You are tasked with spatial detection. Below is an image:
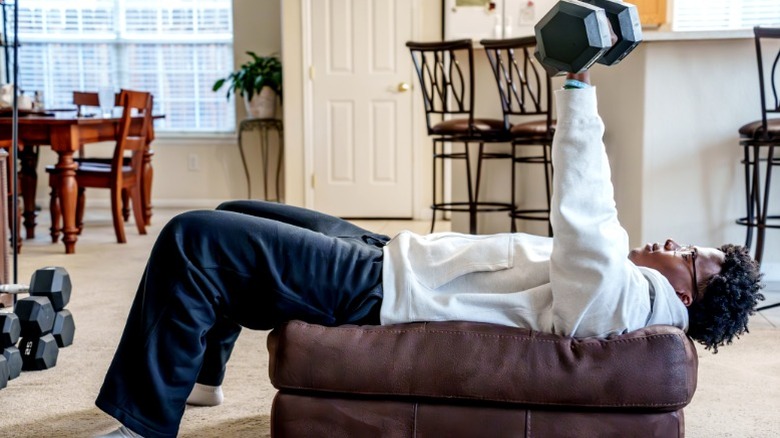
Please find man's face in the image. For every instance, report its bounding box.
[628,239,725,306]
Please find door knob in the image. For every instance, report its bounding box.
[397,82,411,92]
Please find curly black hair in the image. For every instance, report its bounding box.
[686,244,765,353]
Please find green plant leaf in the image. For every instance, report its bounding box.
[212,51,283,103]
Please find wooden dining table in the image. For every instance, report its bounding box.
[0,111,161,254]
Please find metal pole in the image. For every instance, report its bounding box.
[11,0,19,302]
[2,3,9,83]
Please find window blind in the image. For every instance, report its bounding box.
[672,0,780,31]
[7,0,235,133]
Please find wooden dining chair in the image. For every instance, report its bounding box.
[73,91,102,117]
[48,89,153,244]
[73,90,121,159]
[71,89,155,226]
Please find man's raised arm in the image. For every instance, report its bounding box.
[548,73,649,337]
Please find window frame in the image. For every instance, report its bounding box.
[7,0,236,134]
[670,0,780,32]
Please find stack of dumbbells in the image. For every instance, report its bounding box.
[0,266,75,389]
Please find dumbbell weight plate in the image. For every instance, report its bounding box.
[0,355,8,389]
[29,266,72,312]
[586,0,642,65]
[3,346,22,380]
[534,0,613,75]
[53,309,76,348]
[0,313,21,348]
[20,333,59,371]
[14,296,55,338]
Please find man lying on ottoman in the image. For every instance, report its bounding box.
[95,71,764,438]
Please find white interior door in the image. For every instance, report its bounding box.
[308,0,415,218]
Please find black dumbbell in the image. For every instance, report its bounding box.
[0,312,22,381]
[2,266,76,349]
[19,334,59,371]
[534,0,642,76]
[3,346,22,380]
[0,354,9,389]
[14,296,60,370]
[53,309,75,348]
[0,266,72,311]
[0,312,21,348]
[12,298,75,349]
[14,296,55,338]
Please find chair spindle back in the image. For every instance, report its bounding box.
[406,39,475,135]
[481,37,552,132]
[113,90,152,182]
[754,26,780,138]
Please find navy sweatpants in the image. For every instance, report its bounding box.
[95,201,388,437]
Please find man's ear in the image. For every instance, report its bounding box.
[676,290,692,307]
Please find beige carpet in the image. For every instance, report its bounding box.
[0,206,777,437]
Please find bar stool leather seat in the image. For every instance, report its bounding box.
[510,119,556,137]
[430,118,507,136]
[738,118,780,139]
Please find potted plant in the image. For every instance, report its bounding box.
[213,51,283,119]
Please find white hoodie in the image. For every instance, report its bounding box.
[379,87,688,338]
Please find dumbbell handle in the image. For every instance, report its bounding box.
[0,284,31,294]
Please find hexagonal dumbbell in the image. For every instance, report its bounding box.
[53,309,76,348]
[0,266,72,312]
[534,0,642,76]
[0,313,22,382]
[587,0,642,66]
[29,266,72,312]
[3,346,22,380]
[0,312,21,349]
[19,333,59,371]
[0,354,9,389]
[14,296,55,338]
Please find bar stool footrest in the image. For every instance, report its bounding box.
[736,215,780,229]
[433,202,515,214]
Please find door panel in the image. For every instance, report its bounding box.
[310,0,414,217]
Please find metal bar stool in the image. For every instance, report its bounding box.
[737,26,780,266]
[737,27,780,311]
[481,36,556,236]
[407,39,514,234]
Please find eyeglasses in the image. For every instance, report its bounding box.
[675,245,699,301]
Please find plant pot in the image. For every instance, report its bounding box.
[245,87,278,119]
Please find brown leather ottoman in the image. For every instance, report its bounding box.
[267,321,698,437]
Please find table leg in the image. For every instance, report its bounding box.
[261,126,269,201]
[19,145,39,239]
[238,127,251,198]
[50,127,80,254]
[142,148,154,226]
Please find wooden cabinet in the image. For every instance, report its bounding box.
[632,0,667,28]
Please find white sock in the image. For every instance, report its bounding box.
[186,383,224,406]
[96,425,144,438]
